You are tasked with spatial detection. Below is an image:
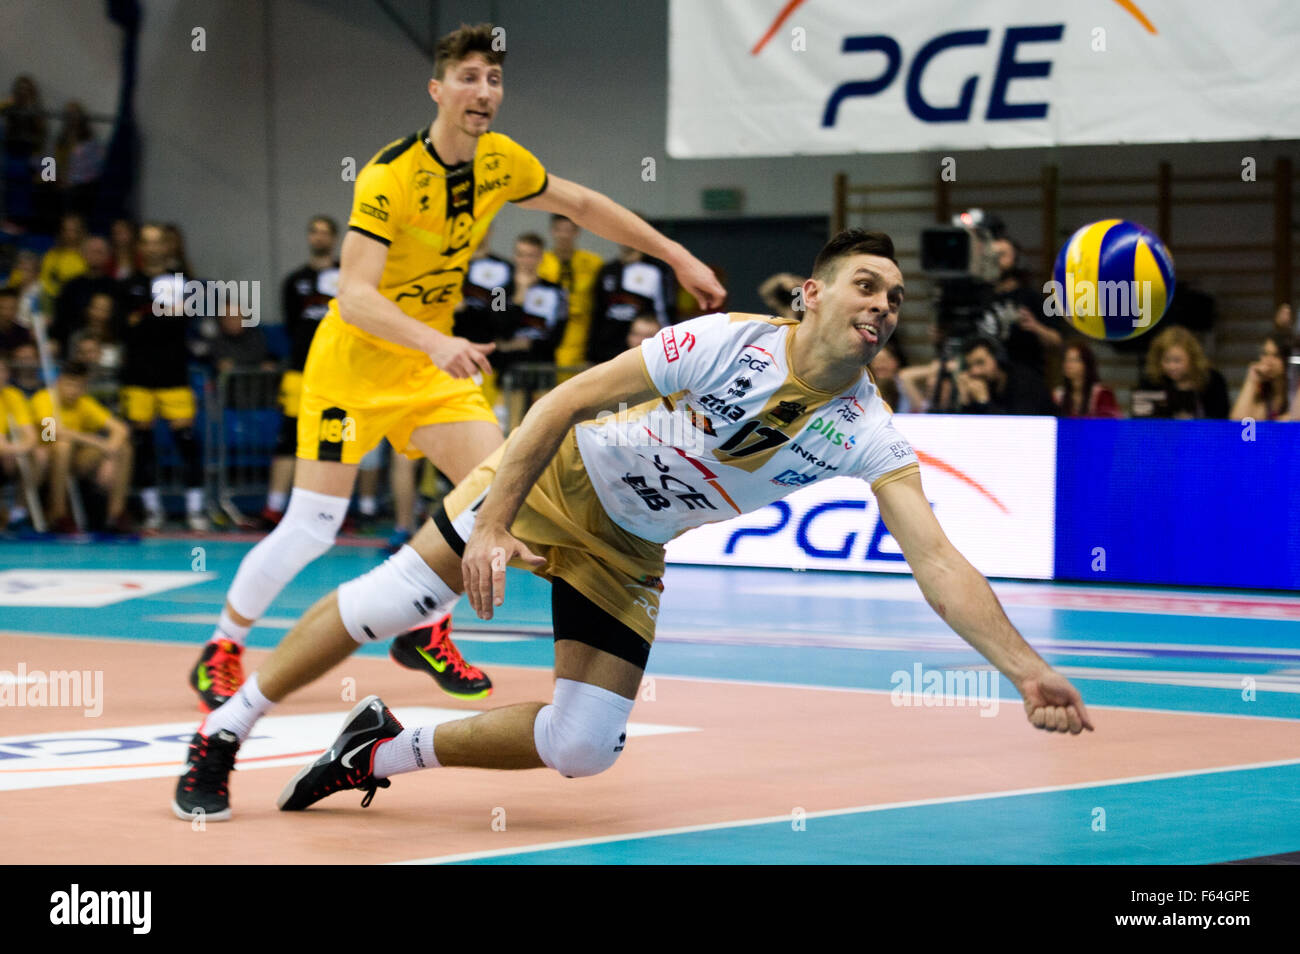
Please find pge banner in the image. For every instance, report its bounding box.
[667,0,1300,157]
[666,415,1057,579]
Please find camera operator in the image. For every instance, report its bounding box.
[977,236,1062,380]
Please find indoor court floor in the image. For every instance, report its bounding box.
[2,536,1297,865]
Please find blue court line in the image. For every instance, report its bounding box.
[441,761,1300,865]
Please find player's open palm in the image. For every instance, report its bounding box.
[429,335,495,379]
[463,525,546,620]
[1020,668,1095,734]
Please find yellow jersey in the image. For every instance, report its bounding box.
[327,129,548,354]
[30,388,112,441]
[2,385,32,438]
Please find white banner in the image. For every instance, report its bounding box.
[665,415,1057,579]
[667,0,1300,157]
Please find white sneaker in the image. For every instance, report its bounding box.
[186,512,210,532]
[143,511,164,533]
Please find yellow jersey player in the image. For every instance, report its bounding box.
[186,22,724,718]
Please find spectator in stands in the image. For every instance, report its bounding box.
[53,101,103,220]
[52,234,116,353]
[956,336,1058,415]
[0,288,34,353]
[32,360,132,534]
[264,215,339,524]
[210,305,274,375]
[540,214,601,373]
[1,75,46,231]
[0,354,36,529]
[119,222,208,531]
[495,232,567,430]
[68,291,123,371]
[8,248,43,328]
[162,223,192,275]
[870,338,919,413]
[7,342,41,397]
[1230,332,1291,421]
[759,272,806,320]
[1053,339,1121,418]
[1134,326,1229,419]
[109,218,138,279]
[625,314,661,351]
[39,213,89,302]
[587,243,675,365]
[975,236,1061,381]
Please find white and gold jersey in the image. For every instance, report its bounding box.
[574,312,920,544]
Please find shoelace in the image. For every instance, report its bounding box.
[435,635,484,680]
[184,737,237,793]
[209,643,244,697]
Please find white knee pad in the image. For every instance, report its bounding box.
[337,544,459,644]
[227,488,349,620]
[533,678,635,779]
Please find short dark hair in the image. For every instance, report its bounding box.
[961,335,1005,368]
[61,360,90,379]
[812,229,897,281]
[310,215,338,235]
[0,288,17,301]
[434,23,504,80]
[550,214,575,227]
[515,232,544,249]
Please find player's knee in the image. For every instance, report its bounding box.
[533,678,634,779]
[337,544,459,645]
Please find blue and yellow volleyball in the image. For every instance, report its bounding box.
[1051,219,1175,341]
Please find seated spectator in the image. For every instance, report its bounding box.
[52,234,117,352]
[0,354,37,529]
[1133,326,1229,419]
[54,101,104,220]
[109,218,138,279]
[955,336,1058,415]
[625,314,661,351]
[7,248,43,327]
[31,360,132,533]
[0,288,34,352]
[1053,340,1121,418]
[39,212,89,301]
[759,272,806,320]
[1230,332,1291,421]
[870,338,919,413]
[7,341,42,396]
[210,306,273,375]
[67,291,123,374]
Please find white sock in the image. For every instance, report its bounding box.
[200,672,273,743]
[266,490,287,513]
[211,608,251,648]
[141,487,162,516]
[185,487,204,514]
[372,725,440,778]
[359,495,377,517]
[8,506,27,523]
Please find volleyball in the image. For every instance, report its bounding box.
[1051,219,1176,341]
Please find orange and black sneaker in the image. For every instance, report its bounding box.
[172,728,240,822]
[189,639,245,713]
[390,614,492,700]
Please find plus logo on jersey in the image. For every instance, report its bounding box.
[805,416,856,449]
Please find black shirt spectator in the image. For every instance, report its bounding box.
[53,235,118,353]
[1132,326,1229,419]
[973,237,1062,378]
[0,289,34,353]
[281,216,340,370]
[587,249,675,365]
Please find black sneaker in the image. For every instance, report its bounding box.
[172,729,240,822]
[189,639,244,713]
[277,696,403,812]
[390,615,493,700]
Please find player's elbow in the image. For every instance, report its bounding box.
[335,280,370,325]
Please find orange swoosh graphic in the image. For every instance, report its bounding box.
[915,450,1009,514]
[752,0,1156,56]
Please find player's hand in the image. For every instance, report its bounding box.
[673,254,726,311]
[462,524,546,620]
[427,334,495,379]
[1019,667,1095,734]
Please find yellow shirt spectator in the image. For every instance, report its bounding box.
[2,385,32,437]
[30,387,112,442]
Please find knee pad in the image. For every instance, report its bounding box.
[533,678,635,778]
[337,544,458,645]
[226,487,348,620]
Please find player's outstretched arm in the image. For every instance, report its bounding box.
[335,230,494,379]
[463,348,660,619]
[516,175,725,311]
[875,472,1095,735]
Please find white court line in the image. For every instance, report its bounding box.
[394,755,1300,865]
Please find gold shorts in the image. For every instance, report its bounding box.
[120,386,197,423]
[440,429,666,644]
[296,316,499,464]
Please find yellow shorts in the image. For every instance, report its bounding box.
[120,386,196,424]
[279,370,303,418]
[296,316,499,464]
[440,429,666,644]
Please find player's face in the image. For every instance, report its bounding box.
[307,221,336,255]
[432,53,503,137]
[818,254,903,363]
